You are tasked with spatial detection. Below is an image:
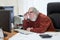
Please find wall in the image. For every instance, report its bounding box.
[18,0,60,15]
[0,0,60,15]
[18,0,23,15]
[0,0,18,16]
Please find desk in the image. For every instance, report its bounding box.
[9,32,60,40]
[4,31,17,40]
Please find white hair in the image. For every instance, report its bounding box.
[29,7,39,14]
[28,7,39,21]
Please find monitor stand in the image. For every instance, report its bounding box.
[4,33,7,37]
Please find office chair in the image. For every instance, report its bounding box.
[47,2,60,31]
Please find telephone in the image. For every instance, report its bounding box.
[39,34,52,38]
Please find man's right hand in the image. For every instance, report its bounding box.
[24,12,28,20]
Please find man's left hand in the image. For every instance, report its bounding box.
[26,27,33,31]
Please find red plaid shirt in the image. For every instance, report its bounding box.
[23,13,55,33]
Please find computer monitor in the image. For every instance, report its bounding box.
[0,10,11,32]
[0,6,14,23]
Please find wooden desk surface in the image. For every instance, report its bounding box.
[4,31,17,40]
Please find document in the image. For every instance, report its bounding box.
[9,33,41,40]
[0,28,4,40]
[9,32,60,40]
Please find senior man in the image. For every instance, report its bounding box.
[23,7,55,33]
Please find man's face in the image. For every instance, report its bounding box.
[27,9,35,19]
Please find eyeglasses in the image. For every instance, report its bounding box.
[27,11,34,13]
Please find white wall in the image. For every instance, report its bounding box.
[18,0,60,15]
[0,0,60,15]
[0,0,18,16]
[18,0,23,15]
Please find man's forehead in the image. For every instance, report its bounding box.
[28,8,34,12]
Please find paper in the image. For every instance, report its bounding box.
[9,32,60,40]
[0,29,4,40]
[9,33,41,40]
[14,29,34,35]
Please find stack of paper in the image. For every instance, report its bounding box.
[9,33,41,40]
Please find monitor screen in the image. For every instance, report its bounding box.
[0,6,14,23]
[0,10,11,32]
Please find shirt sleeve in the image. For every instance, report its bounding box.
[23,20,29,30]
[30,17,51,33]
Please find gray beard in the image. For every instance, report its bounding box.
[30,18,36,21]
[30,15,37,21]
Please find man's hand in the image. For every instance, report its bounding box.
[24,12,28,20]
[26,27,33,31]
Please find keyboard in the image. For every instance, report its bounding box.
[14,29,34,35]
